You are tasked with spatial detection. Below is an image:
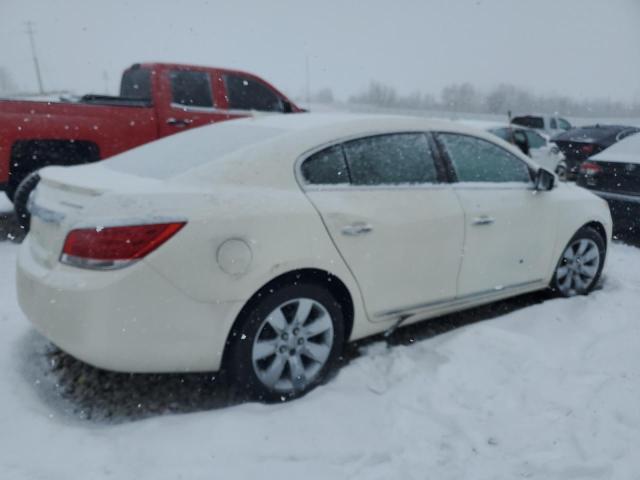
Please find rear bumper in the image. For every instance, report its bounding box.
[17,236,244,373]
[588,189,640,232]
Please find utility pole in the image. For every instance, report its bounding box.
[305,55,310,109]
[24,21,44,94]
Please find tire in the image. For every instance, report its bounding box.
[13,170,41,232]
[227,283,345,402]
[555,162,567,182]
[5,174,23,202]
[550,226,606,297]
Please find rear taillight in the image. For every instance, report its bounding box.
[579,161,602,176]
[580,144,595,155]
[60,222,186,270]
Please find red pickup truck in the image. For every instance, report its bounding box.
[0,62,302,223]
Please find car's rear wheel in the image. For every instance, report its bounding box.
[228,283,345,402]
[551,227,606,297]
[13,170,41,232]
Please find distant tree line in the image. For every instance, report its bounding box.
[342,81,640,117]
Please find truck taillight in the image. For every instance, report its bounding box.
[60,222,186,270]
[579,161,602,176]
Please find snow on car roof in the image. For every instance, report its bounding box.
[591,131,640,164]
[100,113,529,185]
[456,119,510,131]
[101,113,485,177]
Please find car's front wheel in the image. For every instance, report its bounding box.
[228,283,345,401]
[551,226,606,297]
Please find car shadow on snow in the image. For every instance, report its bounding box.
[17,288,557,425]
[0,207,25,243]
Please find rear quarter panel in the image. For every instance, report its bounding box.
[81,185,376,342]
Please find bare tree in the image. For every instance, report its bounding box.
[311,87,335,104]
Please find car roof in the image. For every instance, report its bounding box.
[553,124,639,142]
[102,113,535,186]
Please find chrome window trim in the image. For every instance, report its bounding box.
[374,278,545,322]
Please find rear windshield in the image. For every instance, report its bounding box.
[120,68,152,100]
[103,123,286,179]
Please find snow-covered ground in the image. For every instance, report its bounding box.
[0,195,11,213]
[1,239,640,479]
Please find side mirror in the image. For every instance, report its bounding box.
[535,168,555,191]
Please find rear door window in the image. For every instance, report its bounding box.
[437,133,532,183]
[224,74,284,112]
[343,133,438,185]
[301,146,349,185]
[170,70,214,108]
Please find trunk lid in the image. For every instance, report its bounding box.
[28,165,166,269]
[580,160,640,196]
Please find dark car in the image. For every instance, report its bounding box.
[576,131,640,234]
[553,125,640,180]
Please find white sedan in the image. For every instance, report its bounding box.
[17,114,612,400]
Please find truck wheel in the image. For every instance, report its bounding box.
[13,171,41,232]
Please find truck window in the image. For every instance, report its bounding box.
[120,68,151,100]
[557,118,571,130]
[512,116,544,129]
[224,74,283,112]
[170,71,214,108]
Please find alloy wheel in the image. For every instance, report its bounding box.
[555,238,601,295]
[251,298,334,393]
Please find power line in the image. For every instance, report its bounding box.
[24,21,44,94]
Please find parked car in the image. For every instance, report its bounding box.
[553,125,640,180]
[576,131,640,234]
[459,120,564,174]
[0,62,302,226]
[511,114,572,137]
[17,114,612,401]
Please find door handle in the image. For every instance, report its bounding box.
[472,215,495,226]
[166,117,193,127]
[341,223,373,236]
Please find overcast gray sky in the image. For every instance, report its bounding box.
[1,0,639,102]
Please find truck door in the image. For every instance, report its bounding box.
[157,69,230,137]
[219,72,289,119]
